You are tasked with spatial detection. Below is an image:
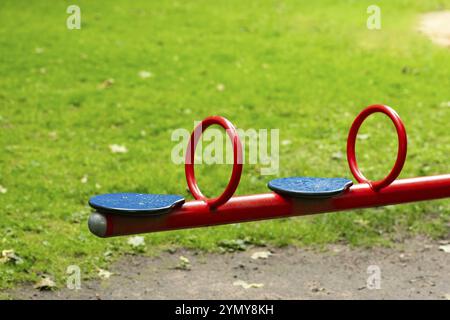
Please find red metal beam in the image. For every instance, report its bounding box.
[89,174,450,238]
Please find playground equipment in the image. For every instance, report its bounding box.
[88,105,450,238]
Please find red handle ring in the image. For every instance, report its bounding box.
[347,105,407,191]
[185,116,243,209]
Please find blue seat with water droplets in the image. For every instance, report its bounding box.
[268,177,353,198]
[89,193,185,215]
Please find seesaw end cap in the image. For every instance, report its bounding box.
[88,212,107,237]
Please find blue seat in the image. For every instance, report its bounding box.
[88,193,185,215]
[268,177,353,198]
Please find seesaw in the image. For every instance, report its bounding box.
[87,104,450,238]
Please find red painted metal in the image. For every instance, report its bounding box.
[185,116,243,209]
[347,105,407,191]
[98,174,450,237]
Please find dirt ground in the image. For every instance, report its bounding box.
[10,237,450,300]
[419,11,450,47]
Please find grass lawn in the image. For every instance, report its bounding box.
[0,0,449,291]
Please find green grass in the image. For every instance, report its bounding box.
[0,0,449,291]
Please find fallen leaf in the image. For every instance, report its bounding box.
[0,249,23,265]
[179,256,189,264]
[438,244,450,253]
[399,253,409,263]
[127,236,145,247]
[308,280,326,293]
[48,131,58,140]
[331,151,343,160]
[216,83,225,92]
[34,276,56,291]
[311,286,326,293]
[251,251,272,260]
[69,211,86,223]
[409,276,435,286]
[98,78,115,89]
[174,256,191,270]
[166,247,177,254]
[138,70,153,79]
[233,280,264,289]
[357,134,370,140]
[109,144,128,154]
[330,245,343,253]
[97,268,113,279]
[218,239,248,252]
[0,185,7,194]
[354,218,369,227]
[81,175,88,184]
